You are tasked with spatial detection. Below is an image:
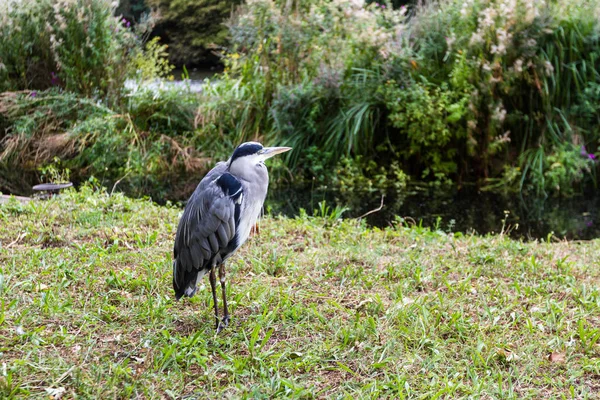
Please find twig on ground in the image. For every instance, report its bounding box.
[6,232,26,248]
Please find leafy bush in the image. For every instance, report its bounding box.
[0,0,135,102]
[381,80,471,180]
[128,37,175,81]
[0,0,174,104]
[403,0,600,192]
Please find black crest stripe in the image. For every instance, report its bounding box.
[230,143,263,162]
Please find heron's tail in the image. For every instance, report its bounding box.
[174,277,197,300]
[173,261,206,300]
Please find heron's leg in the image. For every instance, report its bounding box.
[209,267,219,330]
[219,263,229,328]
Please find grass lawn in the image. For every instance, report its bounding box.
[1,187,599,398]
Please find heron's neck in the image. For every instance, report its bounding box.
[228,159,269,184]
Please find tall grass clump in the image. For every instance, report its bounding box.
[0,88,212,201]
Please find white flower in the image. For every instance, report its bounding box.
[514,59,523,73]
[446,33,456,47]
[470,32,484,46]
[499,0,517,19]
[492,105,507,122]
[495,131,512,144]
[479,7,497,28]
[490,44,505,55]
[460,0,474,17]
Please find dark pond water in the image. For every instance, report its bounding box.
[266,188,600,241]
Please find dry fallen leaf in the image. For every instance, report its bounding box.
[549,352,566,363]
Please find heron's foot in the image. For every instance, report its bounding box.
[216,315,230,334]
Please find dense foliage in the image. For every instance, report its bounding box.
[1,0,600,201]
[0,0,136,102]
[0,0,213,201]
[0,87,216,201]
[198,0,600,195]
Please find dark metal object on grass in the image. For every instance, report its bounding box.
[32,182,73,199]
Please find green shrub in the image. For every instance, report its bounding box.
[0,0,135,103]
[381,79,471,180]
[403,0,600,192]
[0,0,174,103]
[0,1,55,91]
[128,37,175,81]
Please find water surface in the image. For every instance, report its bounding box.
[266,188,600,241]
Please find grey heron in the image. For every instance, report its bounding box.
[173,142,292,332]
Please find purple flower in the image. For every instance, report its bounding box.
[50,72,59,86]
[122,18,131,28]
[586,221,593,227]
[30,91,37,98]
[581,145,596,160]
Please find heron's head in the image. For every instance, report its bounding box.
[228,142,292,178]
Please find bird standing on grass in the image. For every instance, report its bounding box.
[173,142,292,332]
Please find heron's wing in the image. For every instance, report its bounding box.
[173,170,242,298]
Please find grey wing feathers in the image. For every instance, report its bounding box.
[173,164,241,299]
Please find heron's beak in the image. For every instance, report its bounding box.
[262,146,292,159]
